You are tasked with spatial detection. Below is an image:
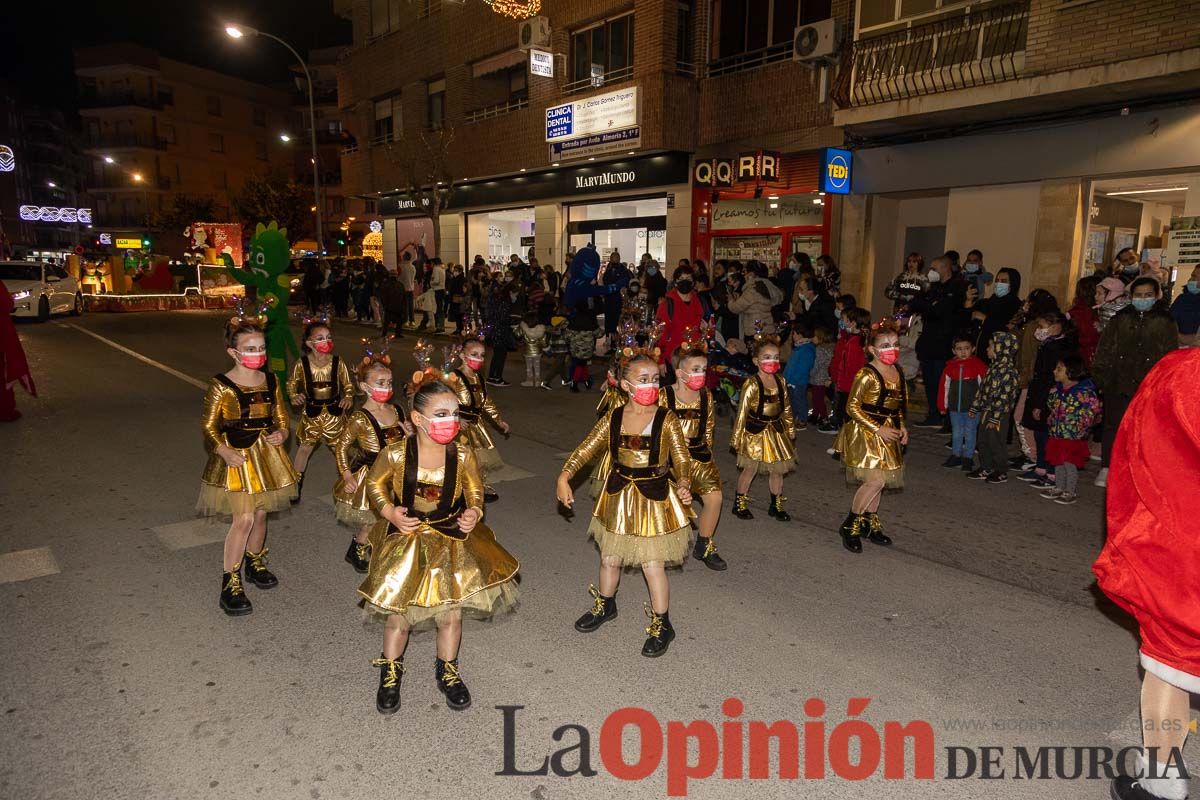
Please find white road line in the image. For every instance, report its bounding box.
[152,519,228,551]
[60,323,208,389]
[487,463,536,484]
[0,547,60,584]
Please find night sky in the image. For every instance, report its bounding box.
[1,0,350,112]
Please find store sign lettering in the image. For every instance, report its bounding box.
[710,197,824,230]
[693,151,780,186]
[819,147,853,195]
[574,170,636,190]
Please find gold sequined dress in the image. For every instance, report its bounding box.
[288,355,353,447]
[588,385,628,499]
[834,364,907,488]
[563,406,695,567]
[332,405,408,526]
[730,374,796,475]
[358,439,520,627]
[659,386,722,496]
[197,373,298,516]
[450,368,506,475]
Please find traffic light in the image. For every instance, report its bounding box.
[141,237,152,248]
[336,238,346,246]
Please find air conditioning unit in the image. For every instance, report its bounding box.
[793,18,839,63]
[519,16,552,50]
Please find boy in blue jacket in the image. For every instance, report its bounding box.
[784,320,816,432]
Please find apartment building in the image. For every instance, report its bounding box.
[75,44,293,243]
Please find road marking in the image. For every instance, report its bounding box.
[60,323,208,389]
[0,547,60,584]
[152,519,229,550]
[488,463,536,484]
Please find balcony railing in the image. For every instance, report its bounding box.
[78,91,163,110]
[832,0,1029,108]
[368,131,396,148]
[464,97,529,124]
[84,133,168,151]
[563,64,635,95]
[706,41,793,79]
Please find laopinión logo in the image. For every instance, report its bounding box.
[496,700,1190,797]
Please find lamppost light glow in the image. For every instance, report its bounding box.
[131,172,143,182]
[47,181,56,188]
[225,25,245,38]
[279,133,291,142]
[103,155,115,164]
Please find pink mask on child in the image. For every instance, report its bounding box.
[421,415,461,444]
[877,348,900,365]
[759,360,780,374]
[631,385,660,406]
[313,340,334,354]
[684,374,706,390]
[465,357,485,371]
[238,353,267,369]
[369,389,393,402]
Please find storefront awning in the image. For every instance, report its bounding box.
[472,49,525,78]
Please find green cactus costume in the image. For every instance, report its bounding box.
[222,222,299,390]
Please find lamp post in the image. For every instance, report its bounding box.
[225,23,325,254]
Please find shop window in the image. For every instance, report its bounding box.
[206,95,221,117]
[255,141,268,161]
[209,132,224,153]
[466,207,536,263]
[572,14,635,84]
[373,95,401,144]
[252,105,266,127]
[427,78,445,130]
[370,0,402,38]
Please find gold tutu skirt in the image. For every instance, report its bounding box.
[197,438,298,517]
[736,422,795,475]
[295,408,347,447]
[845,465,905,489]
[589,482,695,567]
[334,464,376,527]
[688,458,723,496]
[834,420,905,483]
[358,520,520,629]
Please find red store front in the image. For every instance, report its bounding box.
[690,151,831,270]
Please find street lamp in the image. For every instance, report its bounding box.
[225,22,325,254]
[131,172,143,183]
[103,155,115,164]
[279,133,292,142]
[47,181,56,188]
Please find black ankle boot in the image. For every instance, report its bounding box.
[839,513,864,554]
[291,470,305,504]
[769,493,791,522]
[864,513,893,546]
[345,539,371,573]
[371,655,403,714]
[242,548,278,588]
[484,487,500,503]
[732,493,753,520]
[641,607,675,657]
[435,658,471,710]
[693,536,728,571]
[574,584,618,632]
[219,565,253,616]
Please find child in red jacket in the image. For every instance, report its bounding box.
[937,334,988,471]
[819,307,871,434]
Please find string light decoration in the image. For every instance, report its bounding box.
[483,0,542,20]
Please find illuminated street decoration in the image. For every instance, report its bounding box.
[369,220,383,233]
[483,0,541,19]
[19,205,93,224]
[0,145,14,172]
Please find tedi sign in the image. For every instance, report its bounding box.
[693,151,781,187]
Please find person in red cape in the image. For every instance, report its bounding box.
[0,279,37,421]
[1094,347,1197,800]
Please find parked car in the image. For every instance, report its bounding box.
[2,260,83,321]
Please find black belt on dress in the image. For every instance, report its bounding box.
[305,397,344,418]
[744,411,780,435]
[387,496,468,540]
[605,463,671,501]
[221,418,271,449]
[687,436,712,463]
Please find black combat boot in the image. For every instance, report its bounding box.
[573,584,618,632]
[435,658,472,710]
[291,471,305,504]
[864,512,893,546]
[219,565,253,616]
[484,486,500,503]
[371,655,404,714]
[731,493,753,520]
[839,513,864,554]
[344,539,371,573]
[242,548,278,588]
[769,493,791,522]
[693,536,728,571]
[641,606,675,658]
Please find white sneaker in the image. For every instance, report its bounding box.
[1094,467,1108,488]
[1054,492,1078,505]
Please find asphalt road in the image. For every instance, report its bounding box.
[0,310,1191,800]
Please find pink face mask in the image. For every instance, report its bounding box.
[369,389,393,403]
[420,414,461,444]
[237,352,267,370]
[312,340,334,354]
[684,373,706,390]
[630,385,660,406]
[759,359,780,374]
[465,356,485,371]
[876,347,900,365]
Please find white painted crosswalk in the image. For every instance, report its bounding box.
[0,547,61,584]
[152,519,228,551]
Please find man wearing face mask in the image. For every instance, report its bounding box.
[1091,277,1178,487]
[909,257,960,428]
[643,257,668,310]
[970,267,1022,364]
[1113,247,1140,285]
[961,249,994,297]
[655,266,705,379]
[1170,264,1200,347]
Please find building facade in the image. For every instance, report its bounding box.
[75,44,294,246]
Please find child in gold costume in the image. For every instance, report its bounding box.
[359,376,519,715]
[198,315,298,616]
[288,318,354,501]
[333,348,412,573]
[833,320,908,553]
[449,334,511,503]
[660,334,727,571]
[730,336,796,521]
[557,351,694,658]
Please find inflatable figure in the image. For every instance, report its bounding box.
[562,243,628,310]
[221,222,299,389]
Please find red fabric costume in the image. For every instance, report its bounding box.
[0,279,36,420]
[1093,348,1200,692]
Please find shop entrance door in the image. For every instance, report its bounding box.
[566,215,668,264]
[903,226,946,268]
